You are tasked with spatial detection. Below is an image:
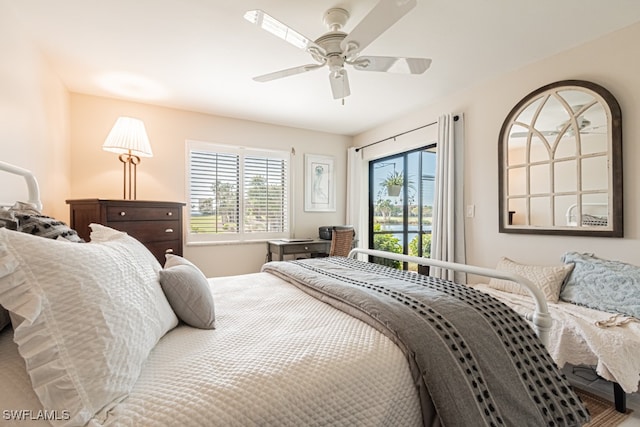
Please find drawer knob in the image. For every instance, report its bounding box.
[119,211,126,216]
[165,228,174,233]
[304,246,309,250]
[167,212,173,216]
[165,248,174,254]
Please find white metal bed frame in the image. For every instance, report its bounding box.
[349,248,552,347]
[0,160,551,347]
[565,202,609,226]
[0,160,42,210]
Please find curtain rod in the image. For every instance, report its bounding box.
[355,114,459,153]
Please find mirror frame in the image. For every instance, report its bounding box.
[498,80,623,237]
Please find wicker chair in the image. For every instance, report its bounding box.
[329,226,354,257]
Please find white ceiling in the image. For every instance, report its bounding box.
[5,0,640,136]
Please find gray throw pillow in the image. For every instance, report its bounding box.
[159,255,215,329]
[560,252,640,318]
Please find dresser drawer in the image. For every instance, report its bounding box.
[281,242,329,255]
[146,240,182,264]
[107,205,181,222]
[114,220,181,243]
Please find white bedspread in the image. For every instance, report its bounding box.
[0,272,422,426]
[473,284,640,393]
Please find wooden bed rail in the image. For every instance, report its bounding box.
[348,248,552,347]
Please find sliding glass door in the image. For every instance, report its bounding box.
[369,145,436,272]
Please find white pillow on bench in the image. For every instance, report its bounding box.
[561,252,640,319]
[487,257,574,303]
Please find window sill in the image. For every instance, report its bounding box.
[185,239,270,247]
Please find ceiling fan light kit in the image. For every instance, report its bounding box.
[244,0,431,100]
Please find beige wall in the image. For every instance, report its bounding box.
[4,0,638,277]
[354,22,640,273]
[69,94,351,276]
[0,6,70,219]
[1,1,350,278]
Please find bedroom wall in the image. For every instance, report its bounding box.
[0,6,70,219]
[5,1,637,277]
[69,94,351,277]
[354,21,640,274]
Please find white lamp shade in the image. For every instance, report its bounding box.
[102,117,153,157]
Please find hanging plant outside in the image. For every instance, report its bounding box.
[381,171,404,197]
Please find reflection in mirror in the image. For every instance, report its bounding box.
[499,80,622,236]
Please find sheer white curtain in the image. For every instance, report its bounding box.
[430,114,466,282]
[346,147,363,248]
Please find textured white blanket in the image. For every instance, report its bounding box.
[474,284,640,393]
[0,272,422,426]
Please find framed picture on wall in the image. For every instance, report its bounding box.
[304,154,336,212]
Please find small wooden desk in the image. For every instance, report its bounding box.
[266,239,331,261]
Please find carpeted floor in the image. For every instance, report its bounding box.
[575,387,633,427]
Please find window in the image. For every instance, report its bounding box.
[187,140,290,243]
[369,145,436,272]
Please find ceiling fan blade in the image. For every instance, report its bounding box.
[340,0,417,57]
[253,63,324,83]
[244,10,324,54]
[353,56,431,74]
[329,69,351,99]
[510,130,557,138]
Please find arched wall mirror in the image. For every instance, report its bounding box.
[498,80,623,237]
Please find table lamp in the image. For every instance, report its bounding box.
[102,116,153,200]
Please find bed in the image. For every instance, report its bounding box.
[472,256,640,413]
[565,203,609,227]
[0,160,589,426]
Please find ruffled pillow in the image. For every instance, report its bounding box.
[0,203,85,332]
[487,257,574,303]
[0,209,13,331]
[0,225,178,426]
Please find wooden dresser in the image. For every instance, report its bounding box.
[66,199,185,264]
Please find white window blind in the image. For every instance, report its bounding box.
[187,140,290,243]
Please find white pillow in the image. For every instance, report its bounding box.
[487,257,574,303]
[0,225,178,426]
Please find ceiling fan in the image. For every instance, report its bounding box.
[244,0,431,100]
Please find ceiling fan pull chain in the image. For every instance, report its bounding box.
[342,76,346,105]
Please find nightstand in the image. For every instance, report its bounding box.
[66,199,185,264]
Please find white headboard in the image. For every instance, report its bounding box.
[0,160,42,210]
